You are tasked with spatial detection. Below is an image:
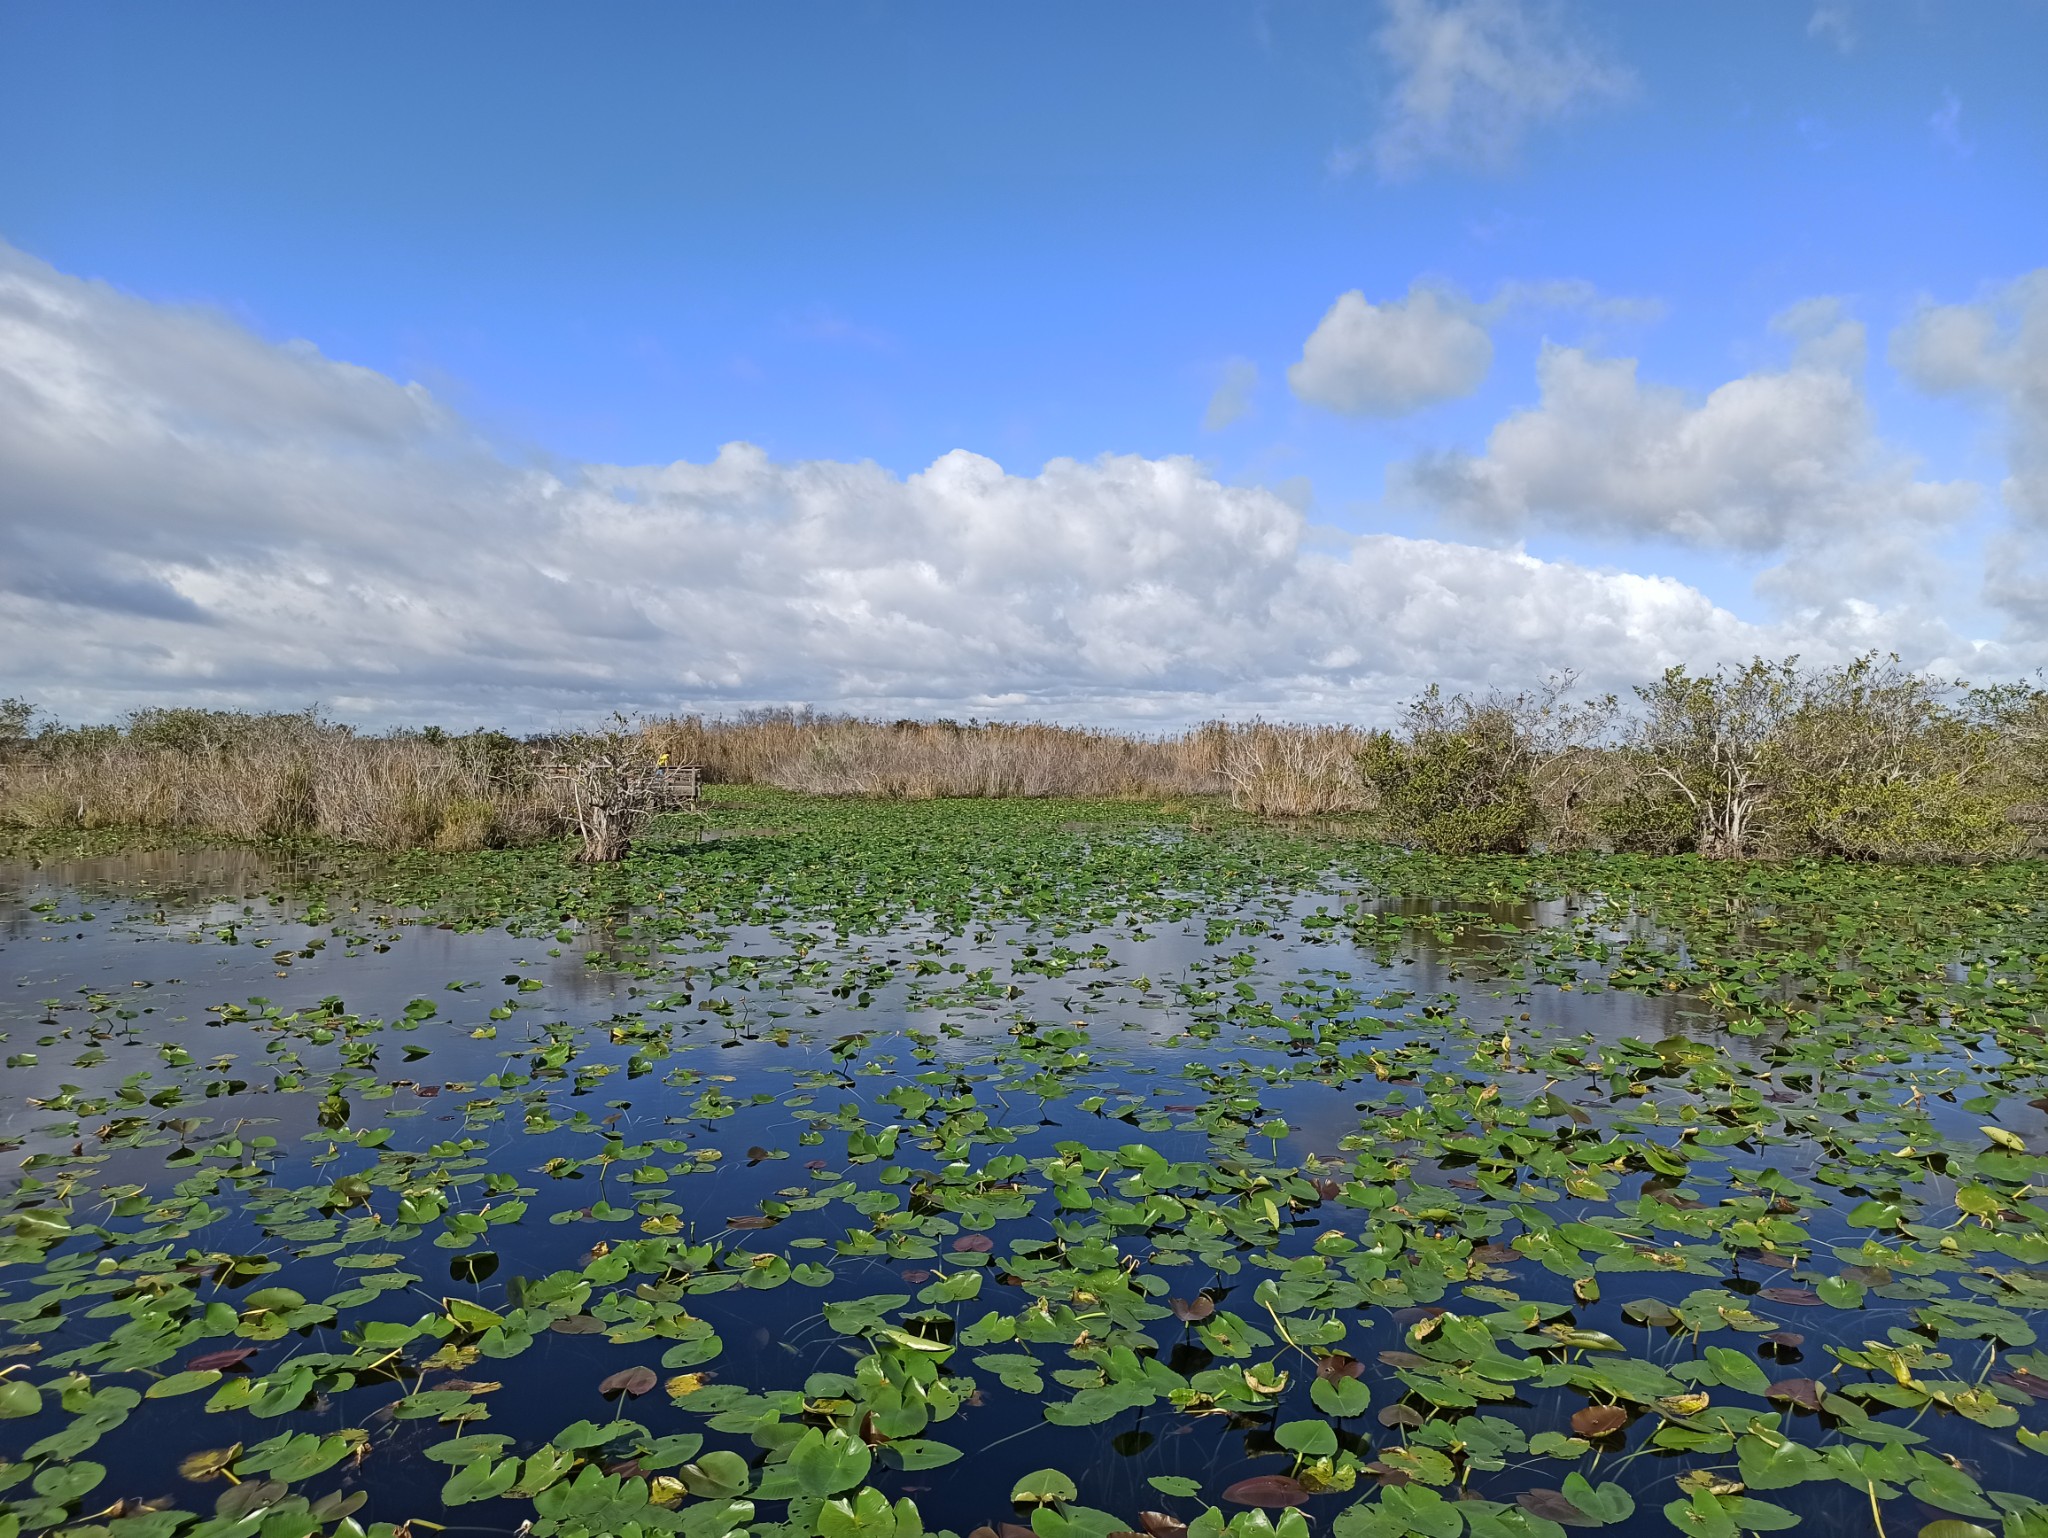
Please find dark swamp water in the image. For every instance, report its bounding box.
[5,798,2048,1538]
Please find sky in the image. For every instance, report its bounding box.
[1,0,2045,730]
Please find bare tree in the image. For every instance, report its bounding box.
[1630,659,1801,859]
[547,720,670,863]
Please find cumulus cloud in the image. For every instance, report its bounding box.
[1366,0,1635,179]
[1202,358,1259,431]
[1893,271,2048,641]
[0,243,1997,727]
[1289,286,1493,416]
[1892,271,2048,524]
[1400,300,1977,605]
[1288,277,1662,421]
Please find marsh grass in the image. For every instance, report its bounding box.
[0,709,563,850]
[646,710,1207,797]
[0,707,1380,851]
[643,710,1374,811]
[8,654,2043,858]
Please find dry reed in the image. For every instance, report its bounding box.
[642,711,1371,811]
[0,707,1385,852]
[0,711,564,851]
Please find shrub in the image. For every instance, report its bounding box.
[1771,658,2017,860]
[1359,681,1616,854]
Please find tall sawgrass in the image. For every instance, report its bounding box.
[18,653,2030,860]
[641,711,1373,813]
[0,707,1383,851]
[0,710,563,851]
[0,708,1385,851]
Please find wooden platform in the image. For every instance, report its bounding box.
[654,766,701,806]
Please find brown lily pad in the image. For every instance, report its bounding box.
[1757,1286,1823,1306]
[1221,1476,1310,1508]
[1517,1490,1595,1526]
[952,1233,995,1253]
[599,1365,657,1399]
[186,1347,257,1373]
[1169,1296,1215,1323]
[1570,1405,1628,1438]
[1765,1378,1822,1410]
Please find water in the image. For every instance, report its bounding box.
[3,839,2044,1538]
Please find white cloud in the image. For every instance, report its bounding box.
[1893,272,2048,640]
[1202,358,1259,431]
[1288,286,1493,416]
[1366,0,1635,179]
[1892,271,2048,525]
[0,244,2002,727]
[1288,276,1661,421]
[1400,301,1976,597]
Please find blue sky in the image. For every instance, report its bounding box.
[1,1,2044,726]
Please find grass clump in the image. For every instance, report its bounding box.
[0,707,564,851]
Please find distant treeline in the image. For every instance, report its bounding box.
[3,654,2044,860]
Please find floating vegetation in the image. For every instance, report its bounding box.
[4,790,2048,1538]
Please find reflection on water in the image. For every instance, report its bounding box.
[0,842,2034,1537]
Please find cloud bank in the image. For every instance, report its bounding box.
[0,244,2014,729]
